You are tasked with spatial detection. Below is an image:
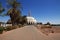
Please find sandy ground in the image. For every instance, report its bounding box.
[36,25,60,34]
[0,25,60,40]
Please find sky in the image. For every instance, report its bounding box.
[0,0,60,24]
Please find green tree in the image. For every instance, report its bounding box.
[46,22,50,25]
[21,16,27,25]
[7,0,22,26]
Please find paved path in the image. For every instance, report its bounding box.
[0,25,60,40]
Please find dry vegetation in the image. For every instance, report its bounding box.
[0,24,24,34]
[36,24,60,35]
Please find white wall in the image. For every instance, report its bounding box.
[1,24,12,27]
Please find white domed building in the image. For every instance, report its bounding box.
[26,11,37,24]
[26,16,37,24]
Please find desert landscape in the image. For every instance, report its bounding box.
[0,0,60,40]
[36,25,60,35]
[0,25,60,40]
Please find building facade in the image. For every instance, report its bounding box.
[26,11,37,25]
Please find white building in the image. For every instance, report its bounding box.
[26,11,37,24]
[0,22,12,27]
[26,16,37,24]
[1,24,12,27]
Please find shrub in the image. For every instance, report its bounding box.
[6,26,12,31]
[12,26,18,29]
[18,24,23,28]
[0,27,3,34]
[41,25,52,29]
[6,26,18,31]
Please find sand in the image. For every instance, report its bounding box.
[0,25,60,40]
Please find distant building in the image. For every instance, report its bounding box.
[0,22,5,27]
[0,22,4,27]
[0,22,12,27]
[26,16,37,24]
[26,11,37,24]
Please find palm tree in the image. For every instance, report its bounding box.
[7,0,22,26]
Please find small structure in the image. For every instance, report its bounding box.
[0,22,12,27]
[0,22,5,27]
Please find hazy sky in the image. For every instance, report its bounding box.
[0,0,60,24]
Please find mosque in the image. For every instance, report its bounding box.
[26,11,37,24]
